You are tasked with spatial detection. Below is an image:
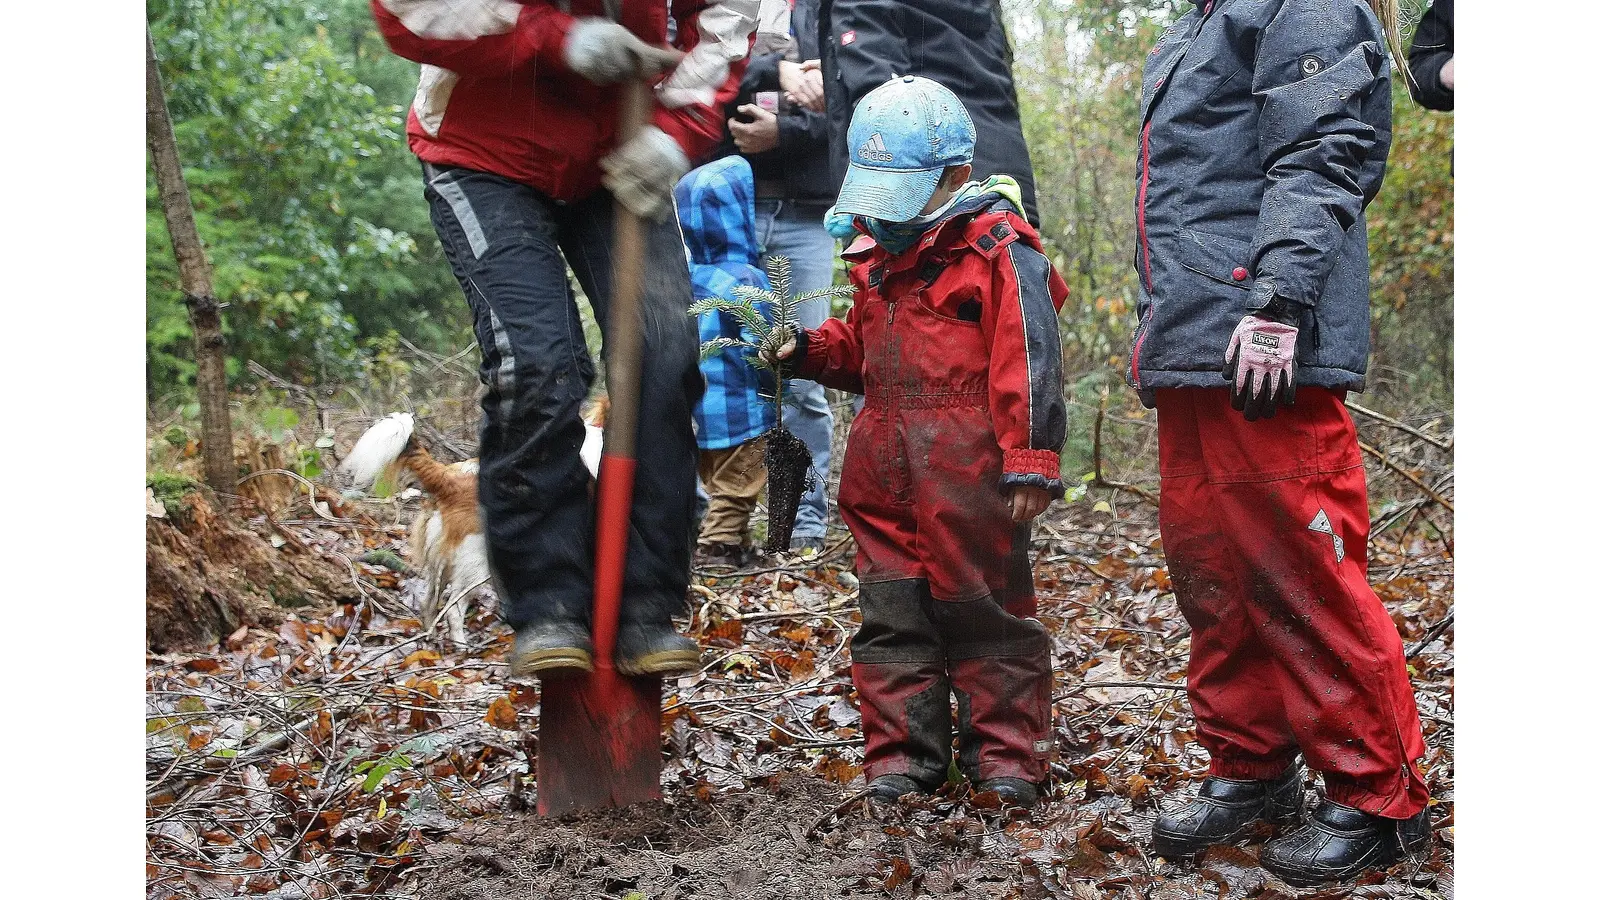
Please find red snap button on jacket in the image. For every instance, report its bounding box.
[1231,267,1248,281]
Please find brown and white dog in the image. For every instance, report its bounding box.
[340,403,605,644]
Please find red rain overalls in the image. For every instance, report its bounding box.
[796,197,1069,786]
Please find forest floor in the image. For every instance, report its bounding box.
[145,477,1453,900]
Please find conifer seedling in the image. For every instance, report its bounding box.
[688,256,852,551]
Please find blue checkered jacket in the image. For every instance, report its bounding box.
[675,157,777,450]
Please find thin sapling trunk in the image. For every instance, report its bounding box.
[147,27,236,495]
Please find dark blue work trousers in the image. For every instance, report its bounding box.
[422,162,702,631]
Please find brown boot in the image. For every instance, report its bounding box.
[509,621,594,676]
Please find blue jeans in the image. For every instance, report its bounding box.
[755,199,836,541]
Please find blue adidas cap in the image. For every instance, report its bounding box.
[835,75,976,223]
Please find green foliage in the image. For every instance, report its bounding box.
[256,406,300,444]
[148,472,201,502]
[1006,1,1181,378]
[144,0,1448,427]
[696,335,758,363]
[147,472,202,517]
[693,257,852,432]
[354,749,413,793]
[692,256,851,374]
[146,0,469,397]
[350,735,436,793]
[1366,82,1454,411]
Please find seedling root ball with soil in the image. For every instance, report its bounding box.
[762,425,815,551]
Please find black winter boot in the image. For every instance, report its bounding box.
[867,773,936,802]
[1261,799,1431,886]
[614,623,702,676]
[1149,759,1305,858]
[509,621,594,676]
[975,777,1039,807]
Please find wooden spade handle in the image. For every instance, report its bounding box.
[591,78,653,667]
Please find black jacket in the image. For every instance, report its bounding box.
[711,0,838,204]
[1127,0,1392,400]
[817,0,1038,223]
[1406,0,1453,111]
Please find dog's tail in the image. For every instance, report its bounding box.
[580,395,608,478]
[340,412,415,491]
[341,413,479,510]
[343,408,604,491]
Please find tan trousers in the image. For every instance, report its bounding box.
[696,437,768,548]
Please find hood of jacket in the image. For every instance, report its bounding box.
[674,156,762,269]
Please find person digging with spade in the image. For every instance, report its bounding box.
[1127,0,1431,885]
[371,0,761,677]
[764,76,1069,808]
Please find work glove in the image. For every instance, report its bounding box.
[563,18,682,85]
[600,126,690,221]
[1222,310,1298,421]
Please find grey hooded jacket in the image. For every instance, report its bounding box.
[1127,0,1393,404]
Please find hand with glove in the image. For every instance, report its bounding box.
[563,18,682,84]
[601,125,690,221]
[1222,301,1299,421]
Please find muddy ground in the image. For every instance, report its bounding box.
[147,446,1452,900]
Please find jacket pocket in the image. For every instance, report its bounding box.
[1177,228,1254,291]
[915,285,984,330]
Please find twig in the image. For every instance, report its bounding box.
[735,608,855,622]
[1053,680,1188,701]
[146,702,355,802]
[236,468,345,521]
[1406,610,1454,659]
[1070,557,1121,583]
[806,787,872,838]
[1100,695,1174,773]
[1091,389,1159,506]
[1346,401,1452,452]
[246,360,315,403]
[1359,441,1454,512]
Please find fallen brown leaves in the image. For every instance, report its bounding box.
[147,449,1453,899]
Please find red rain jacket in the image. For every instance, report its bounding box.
[796,196,1068,600]
[372,0,758,201]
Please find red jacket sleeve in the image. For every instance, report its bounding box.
[979,218,1069,495]
[370,0,574,78]
[794,279,867,395]
[653,0,760,162]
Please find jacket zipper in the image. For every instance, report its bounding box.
[1130,307,1152,389]
[1137,121,1154,295]
[884,296,909,496]
[1131,120,1154,390]
[886,299,898,401]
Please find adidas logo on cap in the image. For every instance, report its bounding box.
[857,133,893,163]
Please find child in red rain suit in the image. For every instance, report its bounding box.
[768,76,1068,806]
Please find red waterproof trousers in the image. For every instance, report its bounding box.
[1156,387,1428,818]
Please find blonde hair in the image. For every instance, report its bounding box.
[1365,0,1415,90]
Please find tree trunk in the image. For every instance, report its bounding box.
[146,27,236,495]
